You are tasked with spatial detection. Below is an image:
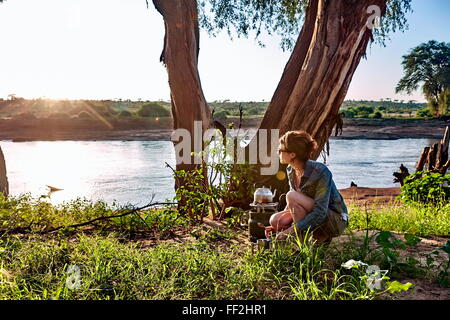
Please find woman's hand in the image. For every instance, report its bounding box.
[264,226,275,239]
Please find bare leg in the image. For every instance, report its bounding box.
[269,210,293,232]
[267,191,315,238]
[286,190,315,223]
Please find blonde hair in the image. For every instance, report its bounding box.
[279,130,318,161]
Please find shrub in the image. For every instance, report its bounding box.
[372,111,383,119]
[214,110,229,119]
[118,110,133,118]
[137,103,171,118]
[399,171,450,204]
[417,108,434,118]
[354,105,374,114]
[247,107,262,116]
[342,106,375,118]
[342,109,356,118]
[168,135,257,223]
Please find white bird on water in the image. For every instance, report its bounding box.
[40,185,64,199]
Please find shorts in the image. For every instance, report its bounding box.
[312,208,348,241]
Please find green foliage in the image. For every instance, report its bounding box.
[0,234,383,300]
[0,194,184,236]
[385,281,413,293]
[171,167,212,223]
[169,133,257,223]
[341,100,426,116]
[342,105,375,118]
[189,225,238,243]
[205,136,257,217]
[137,103,170,118]
[396,41,450,116]
[246,106,263,116]
[341,109,356,118]
[371,0,412,46]
[210,101,268,118]
[374,231,424,277]
[198,0,412,50]
[416,107,434,118]
[342,204,449,287]
[224,207,247,228]
[399,171,450,204]
[1,195,449,299]
[372,111,383,119]
[118,110,133,118]
[348,201,450,237]
[437,240,450,287]
[213,109,229,119]
[199,0,308,51]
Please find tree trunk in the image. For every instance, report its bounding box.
[0,145,8,197]
[395,126,450,186]
[417,126,450,175]
[253,0,388,198]
[152,0,213,186]
[153,0,390,210]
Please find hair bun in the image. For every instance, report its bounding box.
[308,140,318,154]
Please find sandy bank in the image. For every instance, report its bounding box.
[339,186,401,205]
[0,118,448,142]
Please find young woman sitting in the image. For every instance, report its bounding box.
[265,130,349,243]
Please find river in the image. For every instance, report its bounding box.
[0,138,439,206]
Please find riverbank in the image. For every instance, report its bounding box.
[339,186,402,205]
[0,118,448,142]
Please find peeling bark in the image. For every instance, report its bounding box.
[153,0,390,206]
[263,0,387,146]
[253,0,388,198]
[153,0,213,176]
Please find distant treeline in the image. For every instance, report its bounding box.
[0,98,172,120]
[0,97,430,121]
[209,99,428,119]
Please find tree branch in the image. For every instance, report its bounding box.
[0,199,177,235]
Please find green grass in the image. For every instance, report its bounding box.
[0,194,185,236]
[348,201,450,237]
[0,234,378,300]
[0,195,449,300]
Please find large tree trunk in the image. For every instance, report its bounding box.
[254,0,388,198]
[153,0,215,220]
[0,145,8,197]
[152,0,389,210]
[152,0,213,182]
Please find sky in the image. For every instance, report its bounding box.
[0,0,448,103]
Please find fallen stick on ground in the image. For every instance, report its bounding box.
[0,200,177,236]
[38,201,177,234]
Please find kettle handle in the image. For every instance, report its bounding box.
[253,183,266,189]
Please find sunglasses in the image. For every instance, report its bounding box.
[277,148,291,154]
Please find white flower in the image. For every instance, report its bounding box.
[341,259,368,269]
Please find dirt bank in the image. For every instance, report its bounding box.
[339,186,402,205]
[0,118,448,142]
